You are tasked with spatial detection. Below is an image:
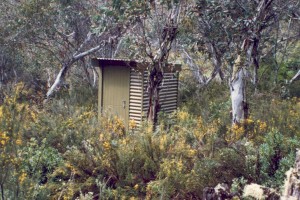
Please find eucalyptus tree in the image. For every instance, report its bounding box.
[1,0,132,98]
[108,0,184,123]
[0,0,29,88]
[1,0,184,123]
[184,0,300,124]
[38,0,131,98]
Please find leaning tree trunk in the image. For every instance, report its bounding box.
[290,69,300,84]
[45,44,102,99]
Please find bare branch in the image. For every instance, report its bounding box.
[73,32,95,57]
[290,70,300,84]
[182,49,207,84]
[206,43,223,84]
[113,37,124,58]
[46,64,68,98]
[73,45,101,60]
[182,46,223,86]
[46,43,102,98]
[92,67,98,87]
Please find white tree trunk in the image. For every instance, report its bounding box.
[230,68,245,124]
[46,45,102,99]
[290,69,300,84]
[46,65,68,98]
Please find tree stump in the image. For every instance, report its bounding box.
[282,149,300,199]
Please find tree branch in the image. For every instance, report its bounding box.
[182,49,207,84]
[290,70,300,84]
[46,42,102,98]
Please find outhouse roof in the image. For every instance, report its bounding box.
[91,58,181,72]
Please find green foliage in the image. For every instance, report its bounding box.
[2,78,300,199]
[258,131,300,188]
[231,177,247,194]
[179,75,231,122]
[19,138,63,199]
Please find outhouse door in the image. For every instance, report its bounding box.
[102,65,130,126]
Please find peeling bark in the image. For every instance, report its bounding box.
[230,67,246,124]
[282,150,300,199]
[146,5,180,124]
[147,66,163,123]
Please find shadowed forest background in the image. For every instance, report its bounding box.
[0,0,300,199]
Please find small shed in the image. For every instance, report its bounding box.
[91,58,181,127]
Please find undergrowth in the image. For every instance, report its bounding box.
[1,82,300,199]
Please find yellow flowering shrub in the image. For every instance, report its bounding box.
[2,79,300,200]
[129,119,137,130]
[225,117,269,144]
[0,83,44,199]
[101,115,126,137]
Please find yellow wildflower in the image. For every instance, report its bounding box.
[19,173,27,184]
[16,139,22,145]
[30,111,37,122]
[188,149,197,157]
[177,160,183,172]
[99,133,104,141]
[134,184,139,190]
[197,116,203,128]
[159,135,167,150]
[0,107,3,118]
[103,142,111,150]
[258,121,267,132]
[177,110,189,121]
[245,118,254,124]
[129,119,137,130]
[0,132,9,145]
[231,124,245,140]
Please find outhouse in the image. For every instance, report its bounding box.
[91,58,181,127]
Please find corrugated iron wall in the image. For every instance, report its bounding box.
[142,71,149,116]
[129,69,143,124]
[95,58,180,128]
[159,73,179,113]
[142,71,179,119]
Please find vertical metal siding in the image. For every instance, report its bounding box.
[129,68,143,125]
[159,73,179,113]
[142,71,179,116]
[142,71,149,115]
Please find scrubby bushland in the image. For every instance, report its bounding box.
[1,82,300,199]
